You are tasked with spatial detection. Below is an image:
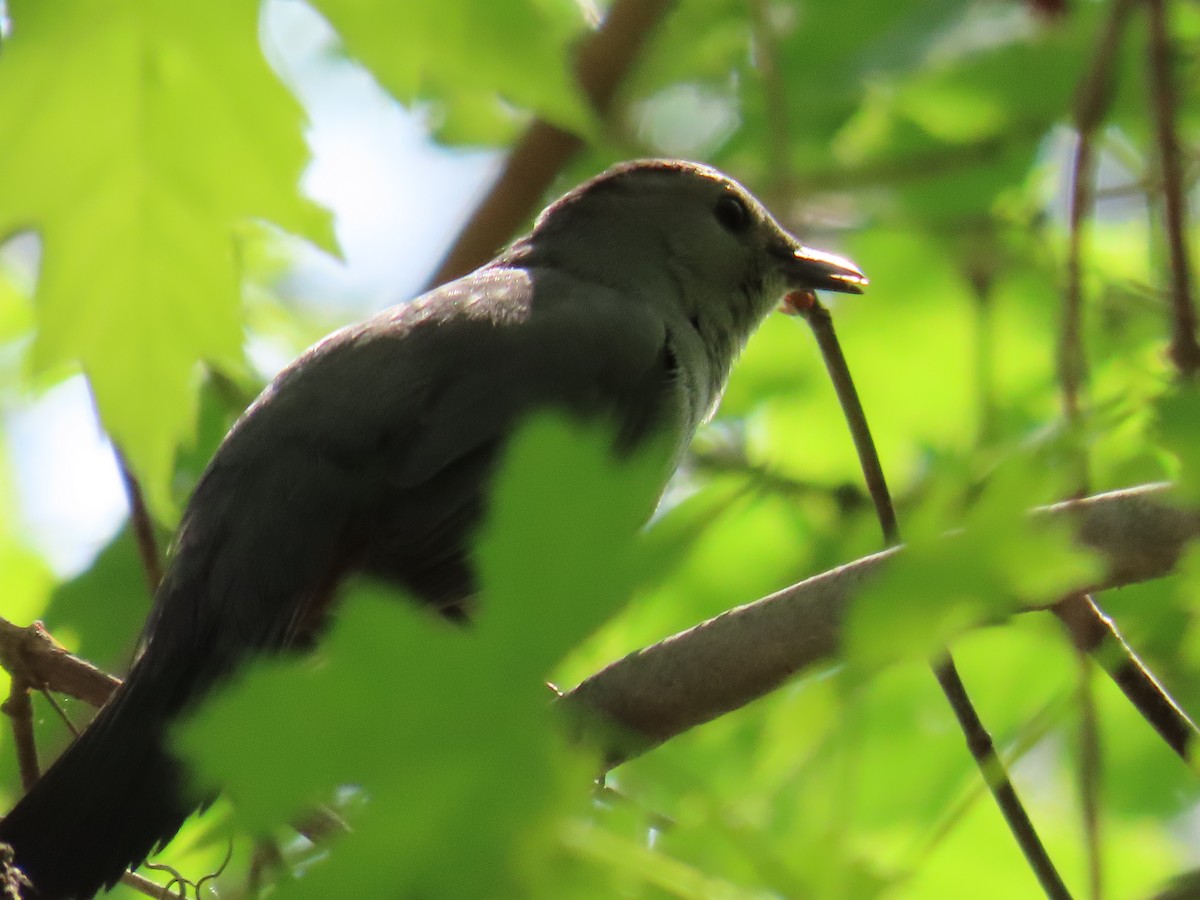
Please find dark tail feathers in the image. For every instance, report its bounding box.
[0,663,196,899]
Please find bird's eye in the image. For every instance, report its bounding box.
[714,195,751,234]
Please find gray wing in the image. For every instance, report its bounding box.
[142,266,683,675]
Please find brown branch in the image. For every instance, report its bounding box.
[928,657,1071,898]
[793,302,897,539]
[4,485,1198,779]
[1062,131,1095,428]
[1071,615,1104,900]
[115,448,163,594]
[5,485,1200,894]
[908,698,1068,874]
[1059,6,1137,887]
[1145,0,1200,377]
[425,0,675,288]
[119,870,183,900]
[563,483,1200,763]
[1054,593,1198,764]
[1062,0,1136,422]
[4,486,1196,772]
[0,619,121,708]
[1,681,37,791]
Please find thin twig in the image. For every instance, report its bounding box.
[0,483,1195,783]
[796,121,1050,194]
[1065,607,1099,900]
[689,445,868,510]
[0,618,121,708]
[1076,643,1103,900]
[119,870,183,899]
[426,0,675,287]
[1058,3,1136,887]
[928,655,1071,899]
[793,302,896,539]
[1,680,38,790]
[795,299,1071,899]
[1145,0,1200,377]
[115,447,164,594]
[909,697,1069,873]
[1053,595,1198,767]
[1061,114,1100,878]
[38,687,81,738]
[1062,127,1095,430]
[1062,0,1136,418]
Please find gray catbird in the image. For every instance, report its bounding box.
[0,159,865,898]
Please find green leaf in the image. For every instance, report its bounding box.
[177,415,668,895]
[0,262,33,346]
[43,527,151,668]
[308,0,591,144]
[475,414,672,663]
[848,460,1101,669]
[0,0,336,519]
[1152,382,1200,501]
[828,10,1103,223]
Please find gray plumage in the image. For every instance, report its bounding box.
[0,159,865,898]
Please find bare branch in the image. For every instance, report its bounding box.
[1055,593,1198,764]
[1146,0,1200,376]
[1059,5,1138,886]
[5,485,1197,768]
[1,682,37,791]
[115,448,163,594]
[564,484,1200,764]
[0,620,121,709]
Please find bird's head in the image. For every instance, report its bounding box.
[523,160,866,341]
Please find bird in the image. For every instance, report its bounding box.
[0,159,866,898]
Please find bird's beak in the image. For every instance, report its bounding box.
[771,242,867,315]
[777,243,867,294]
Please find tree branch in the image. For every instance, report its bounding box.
[1054,593,1199,762]
[5,486,1198,789]
[0,620,121,709]
[0,681,37,791]
[1145,0,1200,377]
[564,483,1200,764]
[115,448,163,594]
[1058,5,1138,888]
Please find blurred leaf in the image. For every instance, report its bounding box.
[0,262,33,347]
[42,527,150,670]
[829,10,1103,223]
[309,0,590,144]
[475,414,673,661]
[848,460,1101,669]
[178,415,669,895]
[0,0,335,520]
[1152,383,1200,501]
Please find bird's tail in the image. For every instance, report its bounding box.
[0,656,199,899]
